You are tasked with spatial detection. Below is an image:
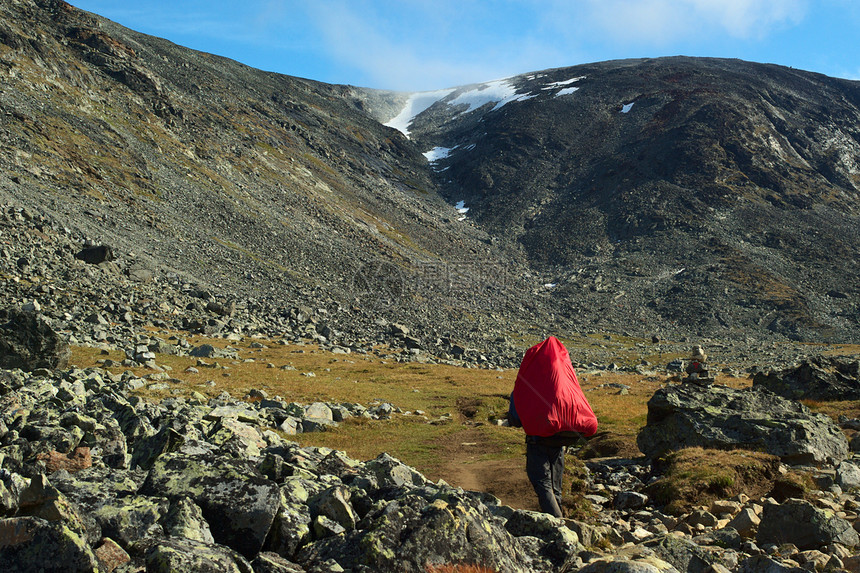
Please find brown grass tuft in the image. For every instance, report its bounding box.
[645,447,780,515]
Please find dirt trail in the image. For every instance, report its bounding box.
[429,426,540,512]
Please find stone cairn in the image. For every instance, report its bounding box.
[682,345,715,384]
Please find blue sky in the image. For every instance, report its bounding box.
[67,1,860,92]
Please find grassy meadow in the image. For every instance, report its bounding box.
[69,332,860,514]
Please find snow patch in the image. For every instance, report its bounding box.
[448,78,536,114]
[542,76,585,90]
[621,102,634,113]
[455,200,469,214]
[384,88,455,136]
[555,87,580,97]
[544,283,557,288]
[423,146,454,163]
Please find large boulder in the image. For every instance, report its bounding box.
[753,356,860,401]
[0,516,100,573]
[757,499,859,550]
[298,489,556,572]
[139,452,280,558]
[636,383,848,465]
[74,244,114,264]
[136,536,254,573]
[0,308,70,371]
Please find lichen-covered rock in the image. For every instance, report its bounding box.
[0,516,100,572]
[140,451,280,557]
[756,499,859,550]
[836,460,860,490]
[504,509,583,566]
[90,494,169,547]
[636,384,848,465]
[252,551,306,572]
[358,452,428,490]
[299,489,545,573]
[16,474,93,542]
[138,536,254,573]
[265,502,312,559]
[163,496,215,543]
[578,557,681,573]
[753,356,860,401]
[309,485,357,531]
[737,555,807,572]
[0,308,70,371]
[647,534,720,572]
[130,426,186,470]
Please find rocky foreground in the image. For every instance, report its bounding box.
[2,300,860,572]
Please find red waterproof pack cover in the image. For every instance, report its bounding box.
[513,336,598,437]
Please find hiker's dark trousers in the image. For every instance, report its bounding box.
[526,442,565,517]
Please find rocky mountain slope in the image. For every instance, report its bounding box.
[2,0,859,356]
[0,0,538,363]
[354,58,860,344]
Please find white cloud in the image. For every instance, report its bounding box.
[303,1,574,91]
[569,0,807,45]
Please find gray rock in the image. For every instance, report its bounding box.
[140,452,280,558]
[505,509,580,548]
[757,499,859,550]
[251,552,306,573]
[738,555,807,572]
[302,418,336,433]
[0,516,101,573]
[614,491,649,511]
[310,485,357,531]
[360,453,427,489]
[74,245,114,264]
[312,513,345,539]
[577,557,681,572]
[89,494,168,546]
[299,490,540,573]
[139,536,254,573]
[304,402,333,421]
[189,343,237,359]
[164,496,215,543]
[727,507,761,538]
[648,534,720,572]
[836,460,860,490]
[637,384,848,465]
[0,308,70,371]
[753,357,860,401]
[265,502,312,559]
[127,263,154,283]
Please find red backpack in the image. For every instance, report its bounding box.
[513,336,598,438]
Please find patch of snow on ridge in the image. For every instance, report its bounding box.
[455,200,469,214]
[542,76,585,90]
[621,102,634,113]
[555,87,580,97]
[384,88,455,136]
[423,146,454,163]
[448,79,536,114]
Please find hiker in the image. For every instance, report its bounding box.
[508,336,598,517]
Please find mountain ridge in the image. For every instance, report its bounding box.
[352,56,860,343]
